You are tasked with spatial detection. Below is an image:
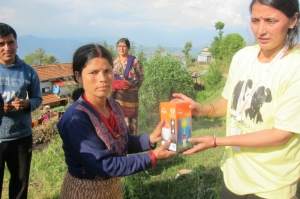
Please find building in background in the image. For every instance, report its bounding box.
[197,46,212,63]
[33,63,73,107]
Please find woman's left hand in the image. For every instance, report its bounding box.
[182,136,214,154]
[149,120,164,144]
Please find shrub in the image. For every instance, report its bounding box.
[219,33,246,61]
[138,54,195,128]
[33,118,58,146]
[201,60,223,90]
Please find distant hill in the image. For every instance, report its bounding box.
[17,35,201,63]
[17,35,85,63]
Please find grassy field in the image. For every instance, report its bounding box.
[1,135,66,199]
[121,118,226,199]
[1,117,226,199]
[1,84,300,198]
[2,118,300,198]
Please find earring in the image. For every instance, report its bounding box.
[290,26,294,29]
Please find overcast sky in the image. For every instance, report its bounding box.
[1,0,254,50]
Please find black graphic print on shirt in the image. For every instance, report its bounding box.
[231,80,272,124]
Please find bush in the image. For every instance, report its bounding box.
[195,77,226,106]
[33,118,58,146]
[219,33,246,61]
[201,60,223,90]
[138,54,195,128]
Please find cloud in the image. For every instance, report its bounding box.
[2,0,251,27]
[0,0,253,47]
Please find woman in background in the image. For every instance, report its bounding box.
[57,43,176,199]
[111,38,144,135]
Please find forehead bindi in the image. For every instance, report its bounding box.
[251,3,284,19]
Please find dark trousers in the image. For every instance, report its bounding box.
[0,135,32,199]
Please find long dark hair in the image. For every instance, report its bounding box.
[71,44,113,101]
[249,0,299,48]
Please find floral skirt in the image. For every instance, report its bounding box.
[111,87,139,134]
[59,172,123,199]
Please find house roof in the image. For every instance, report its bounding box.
[53,81,66,87]
[198,54,211,57]
[33,63,73,81]
[201,46,210,52]
[42,92,68,105]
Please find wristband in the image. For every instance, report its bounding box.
[207,104,214,118]
[213,133,217,149]
[149,150,157,167]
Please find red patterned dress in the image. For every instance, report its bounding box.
[111,56,144,134]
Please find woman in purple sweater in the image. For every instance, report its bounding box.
[57,43,176,199]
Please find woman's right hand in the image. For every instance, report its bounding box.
[171,93,203,117]
[152,140,177,160]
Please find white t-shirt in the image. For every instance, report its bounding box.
[221,45,300,199]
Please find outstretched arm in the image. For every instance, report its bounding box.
[183,128,294,154]
[172,93,228,117]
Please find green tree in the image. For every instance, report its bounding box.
[210,36,222,59]
[24,47,58,65]
[201,60,223,90]
[215,21,225,38]
[129,41,136,56]
[210,21,225,59]
[155,45,165,54]
[182,41,193,61]
[103,40,109,49]
[46,55,58,64]
[137,45,147,65]
[103,40,118,59]
[219,33,246,61]
[138,54,195,127]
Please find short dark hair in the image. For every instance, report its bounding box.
[0,23,17,40]
[71,43,113,100]
[249,0,299,47]
[116,38,130,49]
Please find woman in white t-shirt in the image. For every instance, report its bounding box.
[173,0,300,198]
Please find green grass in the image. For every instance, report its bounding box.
[1,118,226,199]
[1,116,300,198]
[28,136,66,199]
[122,118,226,199]
[1,136,66,199]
